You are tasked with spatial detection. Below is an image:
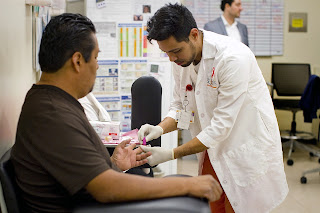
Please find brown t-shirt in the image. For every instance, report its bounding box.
[11,84,121,212]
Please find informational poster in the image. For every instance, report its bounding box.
[87,0,178,23]
[121,95,132,131]
[93,60,119,95]
[91,59,148,131]
[183,0,284,56]
[96,96,121,121]
[118,23,143,58]
[87,0,133,22]
[120,59,148,94]
[94,22,117,59]
[96,0,106,8]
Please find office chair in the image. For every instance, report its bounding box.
[131,76,162,147]
[124,76,162,177]
[299,75,320,184]
[271,63,315,166]
[301,151,320,184]
[0,148,23,213]
[0,148,210,213]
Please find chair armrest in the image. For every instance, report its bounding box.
[73,196,210,213]
[266,82,273,88]
[266,82,274,97]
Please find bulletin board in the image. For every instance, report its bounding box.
[182,0,284,56]
[86,0,177,130]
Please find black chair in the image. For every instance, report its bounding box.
[271,63,315,166]
[131,76,162,147]
[0,148,210,213]
[0,148,23,213]
[124,76,162,177]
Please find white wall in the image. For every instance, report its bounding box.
[256,0,320,136]
[0,1,37,157]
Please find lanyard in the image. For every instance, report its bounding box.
[183,84,193,111]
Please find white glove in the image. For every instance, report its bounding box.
[138,124,163,144]
[140,146,174,166]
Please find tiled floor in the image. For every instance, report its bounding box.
[177,146,320,213]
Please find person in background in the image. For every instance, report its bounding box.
[79,92,111,122]
[10,13,222,212]
[204,0,249,46]
[139,3,288,213]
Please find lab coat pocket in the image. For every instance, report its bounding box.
[223,139,271,187]
[205,86,219,108]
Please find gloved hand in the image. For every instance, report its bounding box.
[138,124,163,144]
[140,146,174,166]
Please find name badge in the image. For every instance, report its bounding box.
[176,110,194,130]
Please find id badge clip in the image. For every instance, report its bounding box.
[176,110,195,130]
[176,83,195,130]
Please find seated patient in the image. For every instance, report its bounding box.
[11,13,222,212]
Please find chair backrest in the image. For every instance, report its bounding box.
[0,148,21,213]
[131,76,162,147]
[272,63,311,97]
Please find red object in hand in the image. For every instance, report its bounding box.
[186,84,193,91]
[143,137,147,145]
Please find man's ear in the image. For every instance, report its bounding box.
[189,28,200,41]
[72,52,82,73]
[225,3,231,10]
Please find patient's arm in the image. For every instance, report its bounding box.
[86,170,222,203]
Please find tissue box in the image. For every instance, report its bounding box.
[90,121,120,140]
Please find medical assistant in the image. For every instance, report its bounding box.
[166,30,288,213]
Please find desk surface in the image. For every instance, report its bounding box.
[103,143,117,148]
[103,140,140,148]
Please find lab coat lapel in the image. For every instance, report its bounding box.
[201,31,218,88]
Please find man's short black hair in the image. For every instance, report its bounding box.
[221,0,234,11]
[147,3,197,43]
[39,13,96,73]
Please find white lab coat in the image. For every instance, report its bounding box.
[166,30,288,213]
[78,93,111,122]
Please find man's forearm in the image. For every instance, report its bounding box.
[86,169,189,203]
[173,137,208,159]
[86,169,222,203]
[158,117,178,134]
[158,117,208,158]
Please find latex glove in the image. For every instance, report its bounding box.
[140,146,174,166]
[138,124,163,144]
